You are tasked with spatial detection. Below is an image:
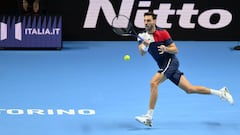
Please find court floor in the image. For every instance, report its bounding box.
[0,41,239,135]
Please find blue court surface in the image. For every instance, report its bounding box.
[0,41,239,135]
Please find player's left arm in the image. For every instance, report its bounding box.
[158,29,178,54]
[163,42,178,54]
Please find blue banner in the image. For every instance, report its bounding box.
[0,15,62,49]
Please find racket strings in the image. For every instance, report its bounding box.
[113,26,131,35]
[112,16,133,36]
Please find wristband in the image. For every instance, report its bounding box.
[141,45,149,52]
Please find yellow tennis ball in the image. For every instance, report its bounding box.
[124,55,130,61]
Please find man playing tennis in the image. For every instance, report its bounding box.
[135,11,234,127]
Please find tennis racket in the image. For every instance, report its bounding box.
[111,15,144,41]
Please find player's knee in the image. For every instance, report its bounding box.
[150,80,158,88]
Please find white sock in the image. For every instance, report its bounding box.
[147,109,154,119]
[210,89,222,97]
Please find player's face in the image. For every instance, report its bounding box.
[144,15,156,33]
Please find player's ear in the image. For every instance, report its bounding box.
[153,19,156,24]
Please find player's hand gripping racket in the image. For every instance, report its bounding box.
[111,15,144,41]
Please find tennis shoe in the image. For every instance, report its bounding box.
[135,114,152,127]
[220,87,234,105]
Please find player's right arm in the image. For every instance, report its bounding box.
[138,39,150,56]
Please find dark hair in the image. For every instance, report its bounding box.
[144,12,157,19]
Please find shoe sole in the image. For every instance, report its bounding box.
[222,87,234,105]
[135,118,152,127]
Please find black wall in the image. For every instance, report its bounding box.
[1,0,239,41]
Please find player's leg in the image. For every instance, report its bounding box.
[33,0,40,14]
[135,72,166,126]
[22,0,29,12]
[148,72,166,114]
[178,75,234,104]
[178,75,211,94]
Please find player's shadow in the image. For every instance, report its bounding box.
[203,121,222,127]
[79,119,237,133]
[115,121,160,131]
[125,120,223,131]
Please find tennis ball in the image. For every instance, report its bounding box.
[124,55,130,61]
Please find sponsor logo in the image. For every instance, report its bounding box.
[84,0,232,29]
[0,22,22,40]
[0,109,96,116]
[25,28,61,35]
[0,22,7,40]
[0,16,62,48]
[0,22,61,41]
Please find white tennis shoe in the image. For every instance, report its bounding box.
[220,87,234,105]
[135,115,152,127]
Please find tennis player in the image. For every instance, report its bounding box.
[135,11,234,127]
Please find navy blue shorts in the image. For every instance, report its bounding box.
[158,58,183,85]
